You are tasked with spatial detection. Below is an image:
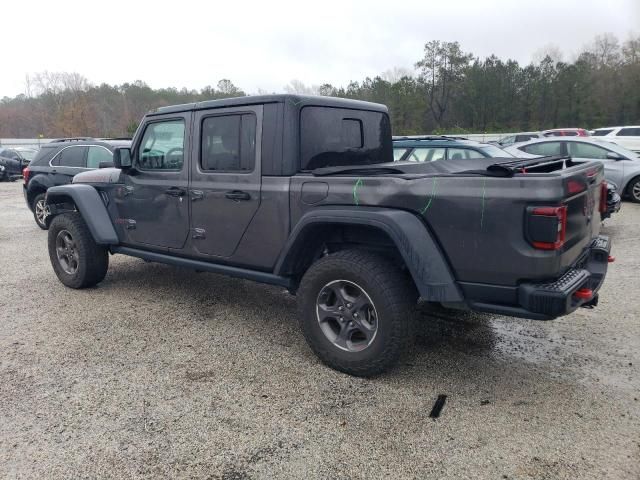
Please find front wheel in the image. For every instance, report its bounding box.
[627,177,640,204]
[297,249,417,376]
[48,212,109,289]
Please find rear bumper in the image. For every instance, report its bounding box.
[469,236,611,320]
[23,186,32,211]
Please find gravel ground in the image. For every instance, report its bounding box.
[1,180,639,479]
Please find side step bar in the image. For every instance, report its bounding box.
[111,246,292,289]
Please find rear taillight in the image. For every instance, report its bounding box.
[566,179,586,195]
[599,181,608,214]
[528,206,567,250]
[22,167,30,185]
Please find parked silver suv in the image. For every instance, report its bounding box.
[504,137,640,203]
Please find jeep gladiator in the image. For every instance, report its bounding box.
[44,95,612,376]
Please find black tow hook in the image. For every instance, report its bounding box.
[580,293,599,309]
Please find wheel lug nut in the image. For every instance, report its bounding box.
[353,313,358,318]
[338,306,344,311]
[347,303,352,308]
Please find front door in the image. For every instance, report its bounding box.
[189,106,262,258]
[116,114,191,250]
[565,141,625,189]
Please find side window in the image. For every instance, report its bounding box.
[393,148,408,161]
[567,142,609,159]
[56,146,87,167]
[522,142,562,156]
[592,129,614,137]
[138,119,185,170]
[447,148,486,160]
[86,146,113,168]
[500,136,515,145]
[408,147,445,162]
[618,128,640,136]
[516,135,535,142]
[200,113,256,172]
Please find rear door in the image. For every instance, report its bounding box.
[189,105,262,258]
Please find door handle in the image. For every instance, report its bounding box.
[50,169,57,174]
[165,187,186,197]
[191,189,204,201]
[225,190,251,201]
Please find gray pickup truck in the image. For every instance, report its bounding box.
[44,95,612,376]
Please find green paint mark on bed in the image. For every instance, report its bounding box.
[353,178,364,206]
[420,177,439,214]
[480,178,487,229]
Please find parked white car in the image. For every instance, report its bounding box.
[504,137,640,203]
[592,126,640,153]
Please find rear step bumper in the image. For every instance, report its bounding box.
[470,235,611,320]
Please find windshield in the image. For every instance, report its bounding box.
[479,144,514,158]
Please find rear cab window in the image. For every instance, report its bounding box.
[300,107,392,170]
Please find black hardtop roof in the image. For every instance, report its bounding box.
[147,94,388,116]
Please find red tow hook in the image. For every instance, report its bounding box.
[608,255,615,263]
[574,288,593,300]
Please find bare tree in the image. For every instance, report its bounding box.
[284,79,320,95]
[380,67,414,83]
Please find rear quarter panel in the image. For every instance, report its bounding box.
[290,166,603,287]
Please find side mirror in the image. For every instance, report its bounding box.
[112,147,132,169]
[98,161,114,169]
[606,152,625,161]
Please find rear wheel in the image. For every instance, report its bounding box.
[297,249,417,376]
[627,177,640,203]
[32,193,49,230]
[48,212,109,288]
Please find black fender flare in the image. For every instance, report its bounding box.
[45,184,118,245]
[275,206,463,302]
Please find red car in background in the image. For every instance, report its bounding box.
[542,128,590,137]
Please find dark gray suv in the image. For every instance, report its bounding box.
[23,138,130,229]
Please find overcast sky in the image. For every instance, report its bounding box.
[2,0,638,97]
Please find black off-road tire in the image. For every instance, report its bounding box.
[627,177,640,204]
[48,212,109,289]
[297,249,418,377]
[32,192,49,230]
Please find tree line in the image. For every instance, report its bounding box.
[1,33,638,138]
